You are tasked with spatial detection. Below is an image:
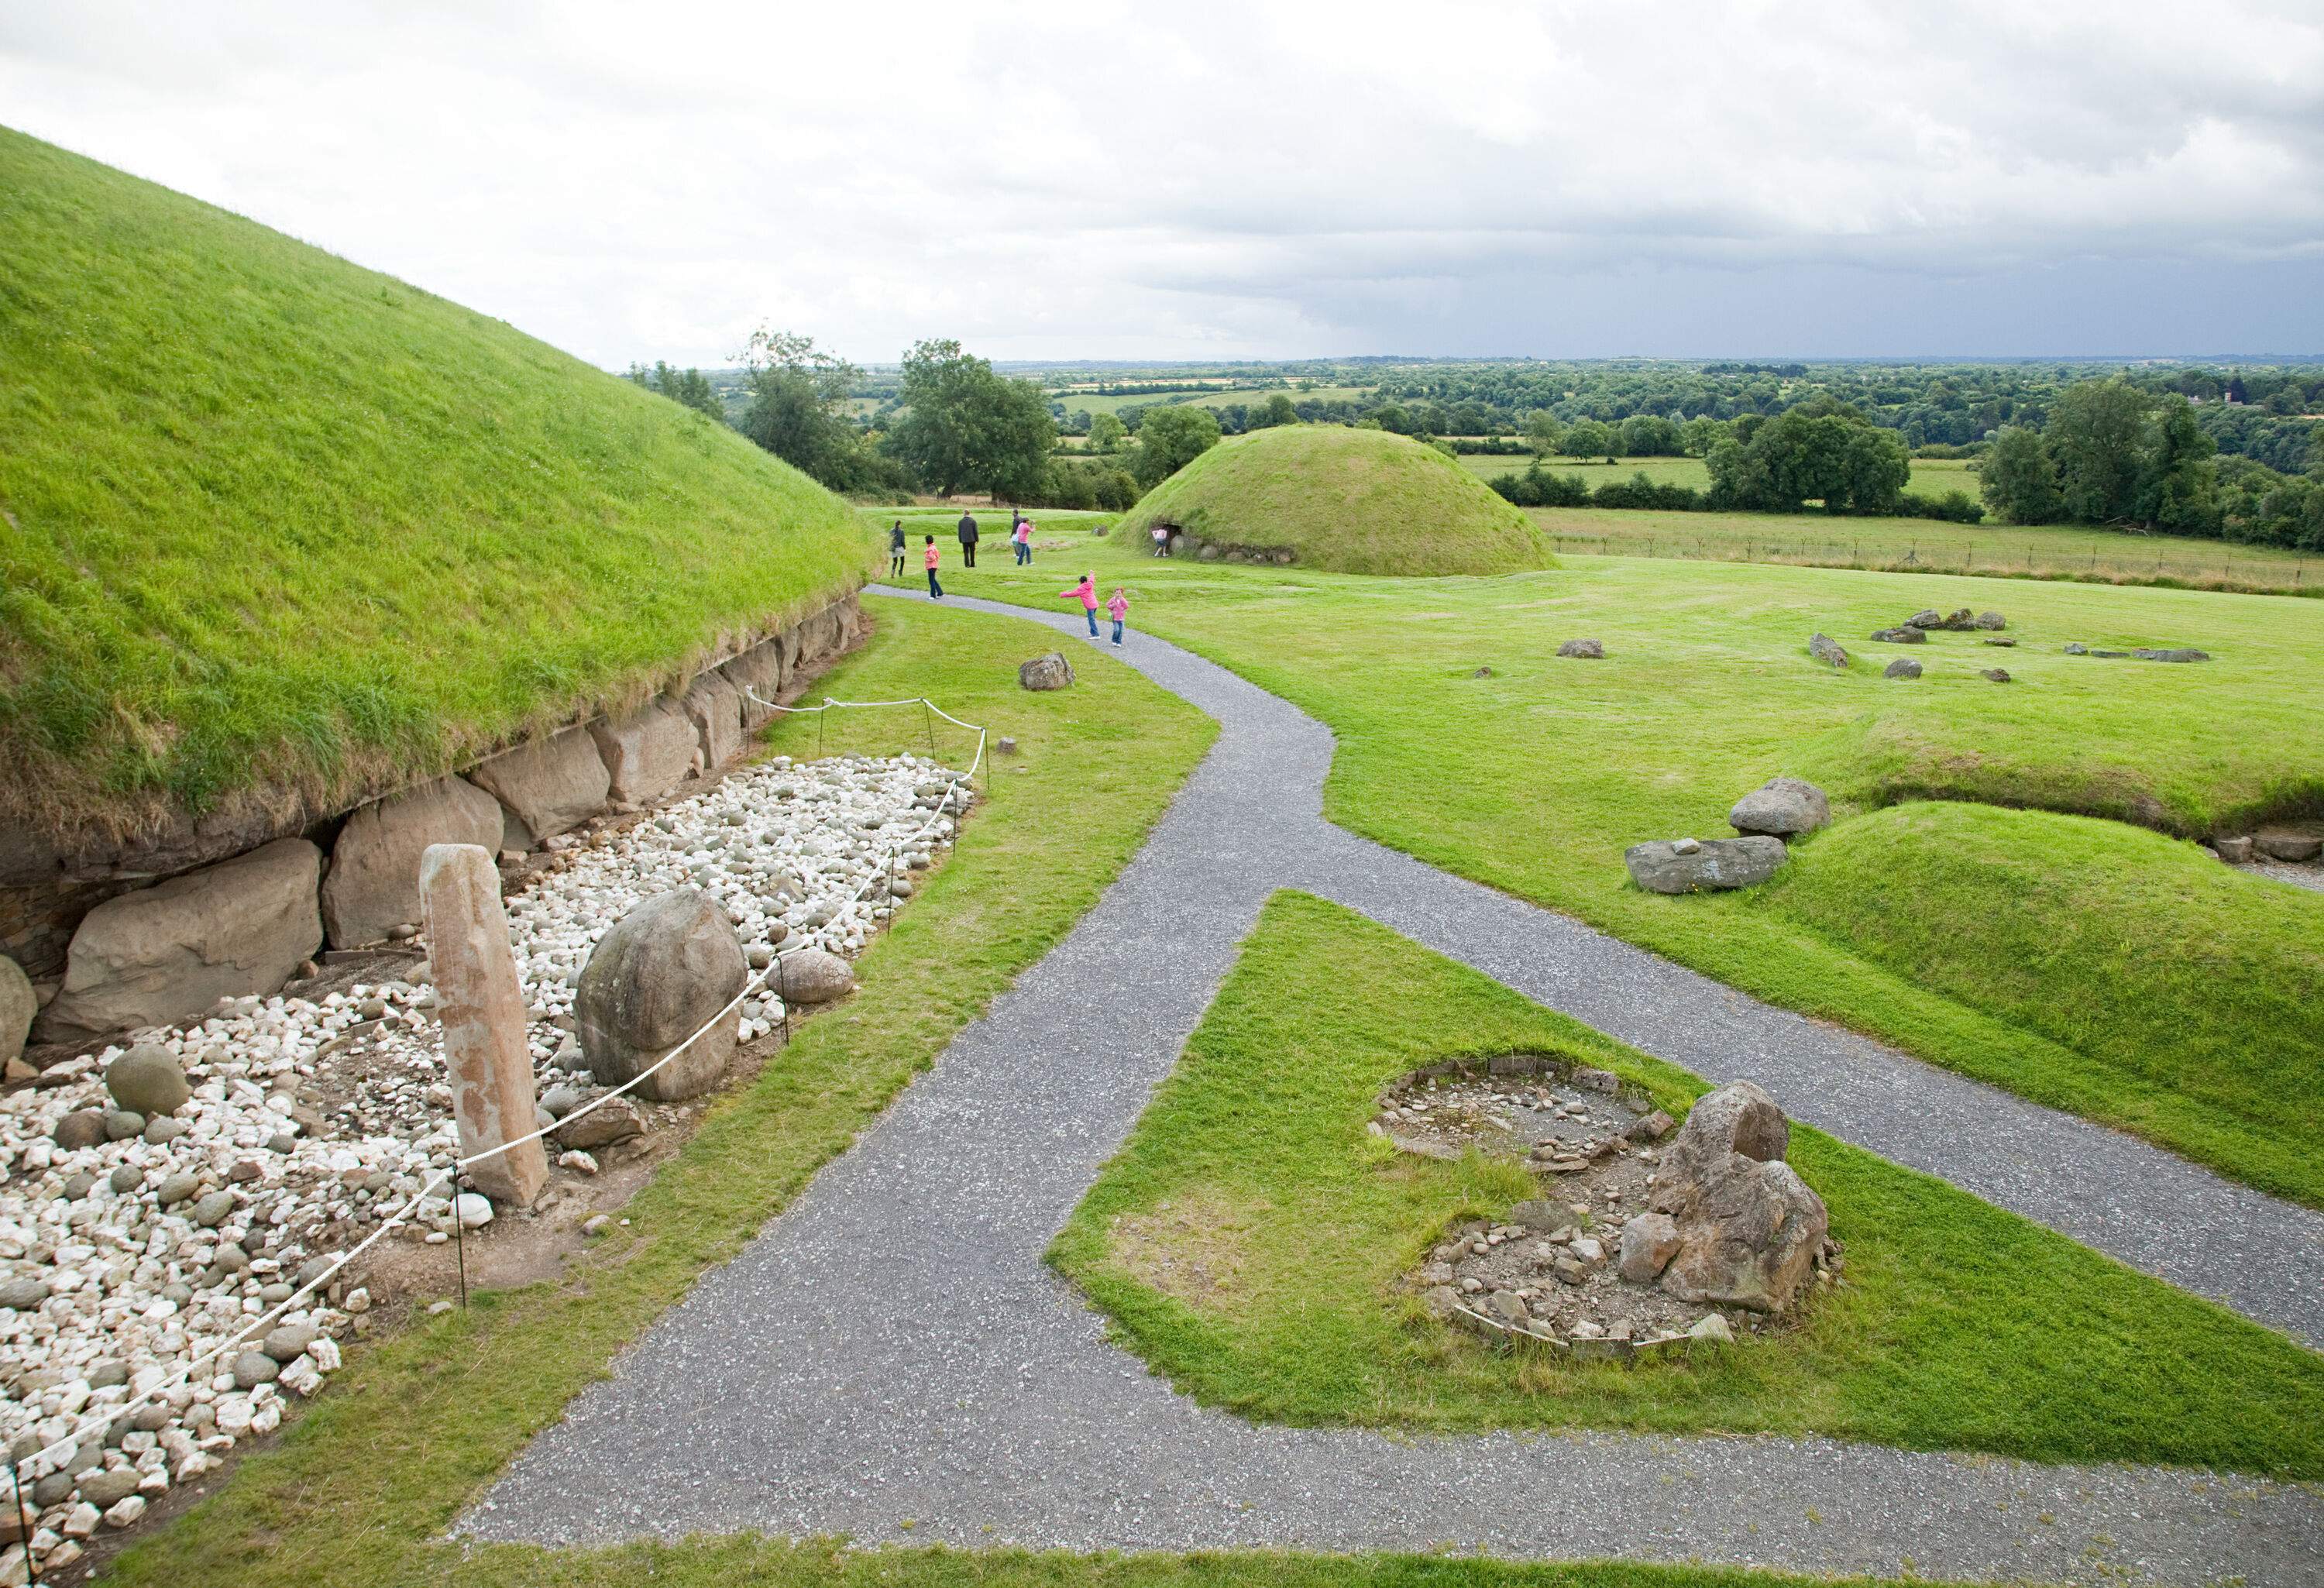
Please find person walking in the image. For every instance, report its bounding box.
[1060,572,1100,636]
[1106,586,1129,645]
[957,510,978,569]
[889,519,906,578]
[923,535,944,599]
[1012,514,1033,565]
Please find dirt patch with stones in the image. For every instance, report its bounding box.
[1375,1056,1842,1363]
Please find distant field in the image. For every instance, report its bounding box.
[1528,506,2316,594]
[1053,383,1373,417]
[1457,452,1981,499]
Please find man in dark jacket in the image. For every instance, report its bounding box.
[957,510,978,568]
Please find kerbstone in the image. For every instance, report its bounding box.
[321,776,504,949]
[468,727,611,844]
[590,701,698,806]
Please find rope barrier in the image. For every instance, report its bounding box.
[16,691,988,1478]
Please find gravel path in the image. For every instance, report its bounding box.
[465,589,2324,1584]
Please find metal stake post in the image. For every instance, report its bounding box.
[10,1456,39,1585]
[452,1172,469,1310]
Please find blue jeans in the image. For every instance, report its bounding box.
[1085,608,1098,635]
[1013,540,1030,564]
[1111,619,1123,644]
[927,569,943,598]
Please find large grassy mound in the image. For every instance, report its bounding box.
[0,128,878,841]
[1119,424,1552,576]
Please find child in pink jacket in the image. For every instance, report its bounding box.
[1061,573,1099,636]
[1106,586,1129,645]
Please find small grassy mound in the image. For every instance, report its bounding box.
[1055,892,2324,1474]
[1753,802,2324,1192]
[0,127,877,841]
[1119,425,1552,576]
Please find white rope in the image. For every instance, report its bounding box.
[18,692,989,1477]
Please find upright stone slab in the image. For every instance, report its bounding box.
[417,844,547,1206]
[680,673,744,772]
[589,701,697,806]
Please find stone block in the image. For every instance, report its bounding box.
[589,701,697,806]
[320,777,503,949]
[680,673,744,772]
[468,727,610,843]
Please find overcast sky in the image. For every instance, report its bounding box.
[5,2,2322,366]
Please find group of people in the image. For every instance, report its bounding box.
[889,510,1129,644]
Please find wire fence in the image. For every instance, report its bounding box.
[1547,532,2315,596]
[6,693,986,1549]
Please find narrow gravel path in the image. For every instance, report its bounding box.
[465,589,2324,1585]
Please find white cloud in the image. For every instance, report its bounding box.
[3,0,2320,361]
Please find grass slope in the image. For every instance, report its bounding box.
[1118,426,1552,576]
[105,597,1218,1585]
[1056,893,2324,1473]
[920,538,2324,1205]
[0,127,878,839]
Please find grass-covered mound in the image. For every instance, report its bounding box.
[1755,802,2323,1194]
[1119,425,1552,576]
[0,128,878,842]
[1056,892,2324,1473]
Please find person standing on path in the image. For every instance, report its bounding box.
[1106,586,1129,645]
[1061,572,1100,636]
[1012,514,1033,565]
[1150,524,1169,557]
[923,535,944,599]
[889,519,906,578]
[957,510,978,569]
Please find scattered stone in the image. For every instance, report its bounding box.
[1624,836,1788,895]
[996,736,1019,755]
[774,947,856,1006]
[0,957,32,1071]
[262,1323,321,1363]
[232,1350,280,1390]
[1906,609,1943,628]
[1626,1109,1675,1143]
[1882,657,1921,679]
[1618,1212,1682,1283]
[1471,666,1494,678]
[1979,668,2012,682]
[1972,611,2006,630]
[2212,836,2254,864]
[1648,1081,1829,1314]
[1806,633,1848,669]
[0,1277,48,1311]
[1868,626,1926,644]
[1688,1312,1735,1344]
[1018,653,1075,691]
[105,1042,191,1118]
[552,1097,645,1151]
[1556,639,1604,659]
[1728,777,1829,840]
[575,888,748,1103]
[52,1110,106,1150]
[2133,648,2209,663]
[2064,642,2087,655]
[2255,832,2323,863]
[101,1109,144,1140]
[454,1192,493,1229]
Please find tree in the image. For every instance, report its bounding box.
[1522,410,1565,459]
[2047,379,2153,524]
[1131,404,1222,488]
[1980,425,2061,524]
[888,339,1057,499]
[730,328,872,490]
[1563,418,1614,459]
[1250,394,1300,430]
[626,361,724,421]
[2135,396,2219,534]
[1087,411,1127,453]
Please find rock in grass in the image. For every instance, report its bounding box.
[1980,668,2012,682]
[1869,626,1927,644]
[1556,638,1604,658]
[1882,657,1921,679]
[105,1042,190,1118]
[2133,648,2209,663]
[1973,611,2006,630]
[1624,836,1787,894]
[1806,634,1848,669]
[1018,652,1074,691]
[1907,609,1943,628]
[1728,778,1828,839]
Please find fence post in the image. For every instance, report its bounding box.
[418,844,548,1208]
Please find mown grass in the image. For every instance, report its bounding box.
[1526,506,2317,595]
[102,597,1218,1586]
[924,540,2324,1205]
[0,127,878,840]
[1118,427,1552,576]
[1055,893,2324,1472]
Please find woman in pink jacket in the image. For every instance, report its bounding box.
[1106,586,1129,645]
[1061,573,1099,636]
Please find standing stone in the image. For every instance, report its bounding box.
[1728,778,1829,840]
[36,839,323,1044]
[1019,653,1074,691]
[573,888,745,1103]
[1624,837,1788,894]
[468,727,611,844]
[589,701,699,806]
[320,777,504,949]
[0,955,32,1071]
[1648,1081,1828,1314]
[680,672,745,772]
[1807,634,1848,669]
[416,844,547,1206]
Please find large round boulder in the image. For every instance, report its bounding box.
[1728,778,1830,840]
[573,888,746,1102]
[105,1042,191,1117]
[1019,653,1075,692]
[774,948,856,1006]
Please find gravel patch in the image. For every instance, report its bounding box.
[464,590,2323,1583]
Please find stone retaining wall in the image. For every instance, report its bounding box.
[4,593,868,1051]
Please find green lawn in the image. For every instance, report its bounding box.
[1055,893,2324,1472]
[0,127,877,839]
[105,598,1217,1586]
[919,538,2324,1205]
[1457,455,1977,499]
